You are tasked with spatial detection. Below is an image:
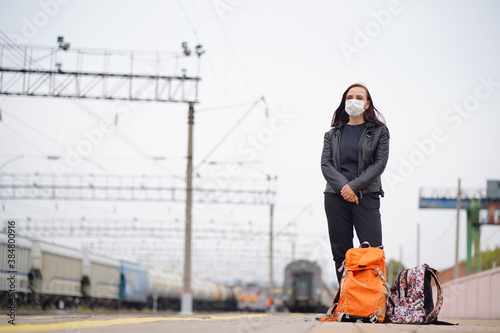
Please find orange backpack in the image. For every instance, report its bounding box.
[319,242,390,323]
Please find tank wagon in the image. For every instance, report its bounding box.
[146,265,236,311]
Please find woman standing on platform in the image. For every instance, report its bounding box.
[321,83,389,282]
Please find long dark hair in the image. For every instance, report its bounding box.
[331,83,386,127]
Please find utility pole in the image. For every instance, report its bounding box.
[269,203,274,310]
[454,178,461,280]
[181,102,195,315]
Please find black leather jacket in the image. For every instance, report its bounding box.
[321,121,389,197]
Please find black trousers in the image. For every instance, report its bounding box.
[324,192,382,282]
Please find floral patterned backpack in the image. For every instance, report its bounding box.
[387,264,444,324]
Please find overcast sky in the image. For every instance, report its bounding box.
[1,0,499,287]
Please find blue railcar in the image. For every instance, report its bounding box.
[119,260,149,307]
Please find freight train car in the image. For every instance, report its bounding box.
[30,240,84,309]
[81,253,120,308]
[282,260,333,313]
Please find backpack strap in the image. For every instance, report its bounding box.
[326,285,341,317]
[433,320,459,326]
[375,267,391,296]
[424,268,444,324]
[337,313,378,323]
[327,260,349,317]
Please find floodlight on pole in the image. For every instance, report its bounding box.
[195,45,205,57]
[182,42,191,56]
[57,36,70,51]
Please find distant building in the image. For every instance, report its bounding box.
[437,263,467,284]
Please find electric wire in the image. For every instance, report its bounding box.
[3,108,62,147]
[483,227,500,243]
[212,9,256,98]
[0,122,48,158]
[421,216,456,244]
[194,96,264,170]
[175,0,257,142]
[197,101,256,113]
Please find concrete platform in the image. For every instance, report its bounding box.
[1,312,499,333]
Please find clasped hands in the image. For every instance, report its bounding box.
[341,184,359,205]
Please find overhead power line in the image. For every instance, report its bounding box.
[195,96,265,170]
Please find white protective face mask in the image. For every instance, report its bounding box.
[345,99,367,117]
